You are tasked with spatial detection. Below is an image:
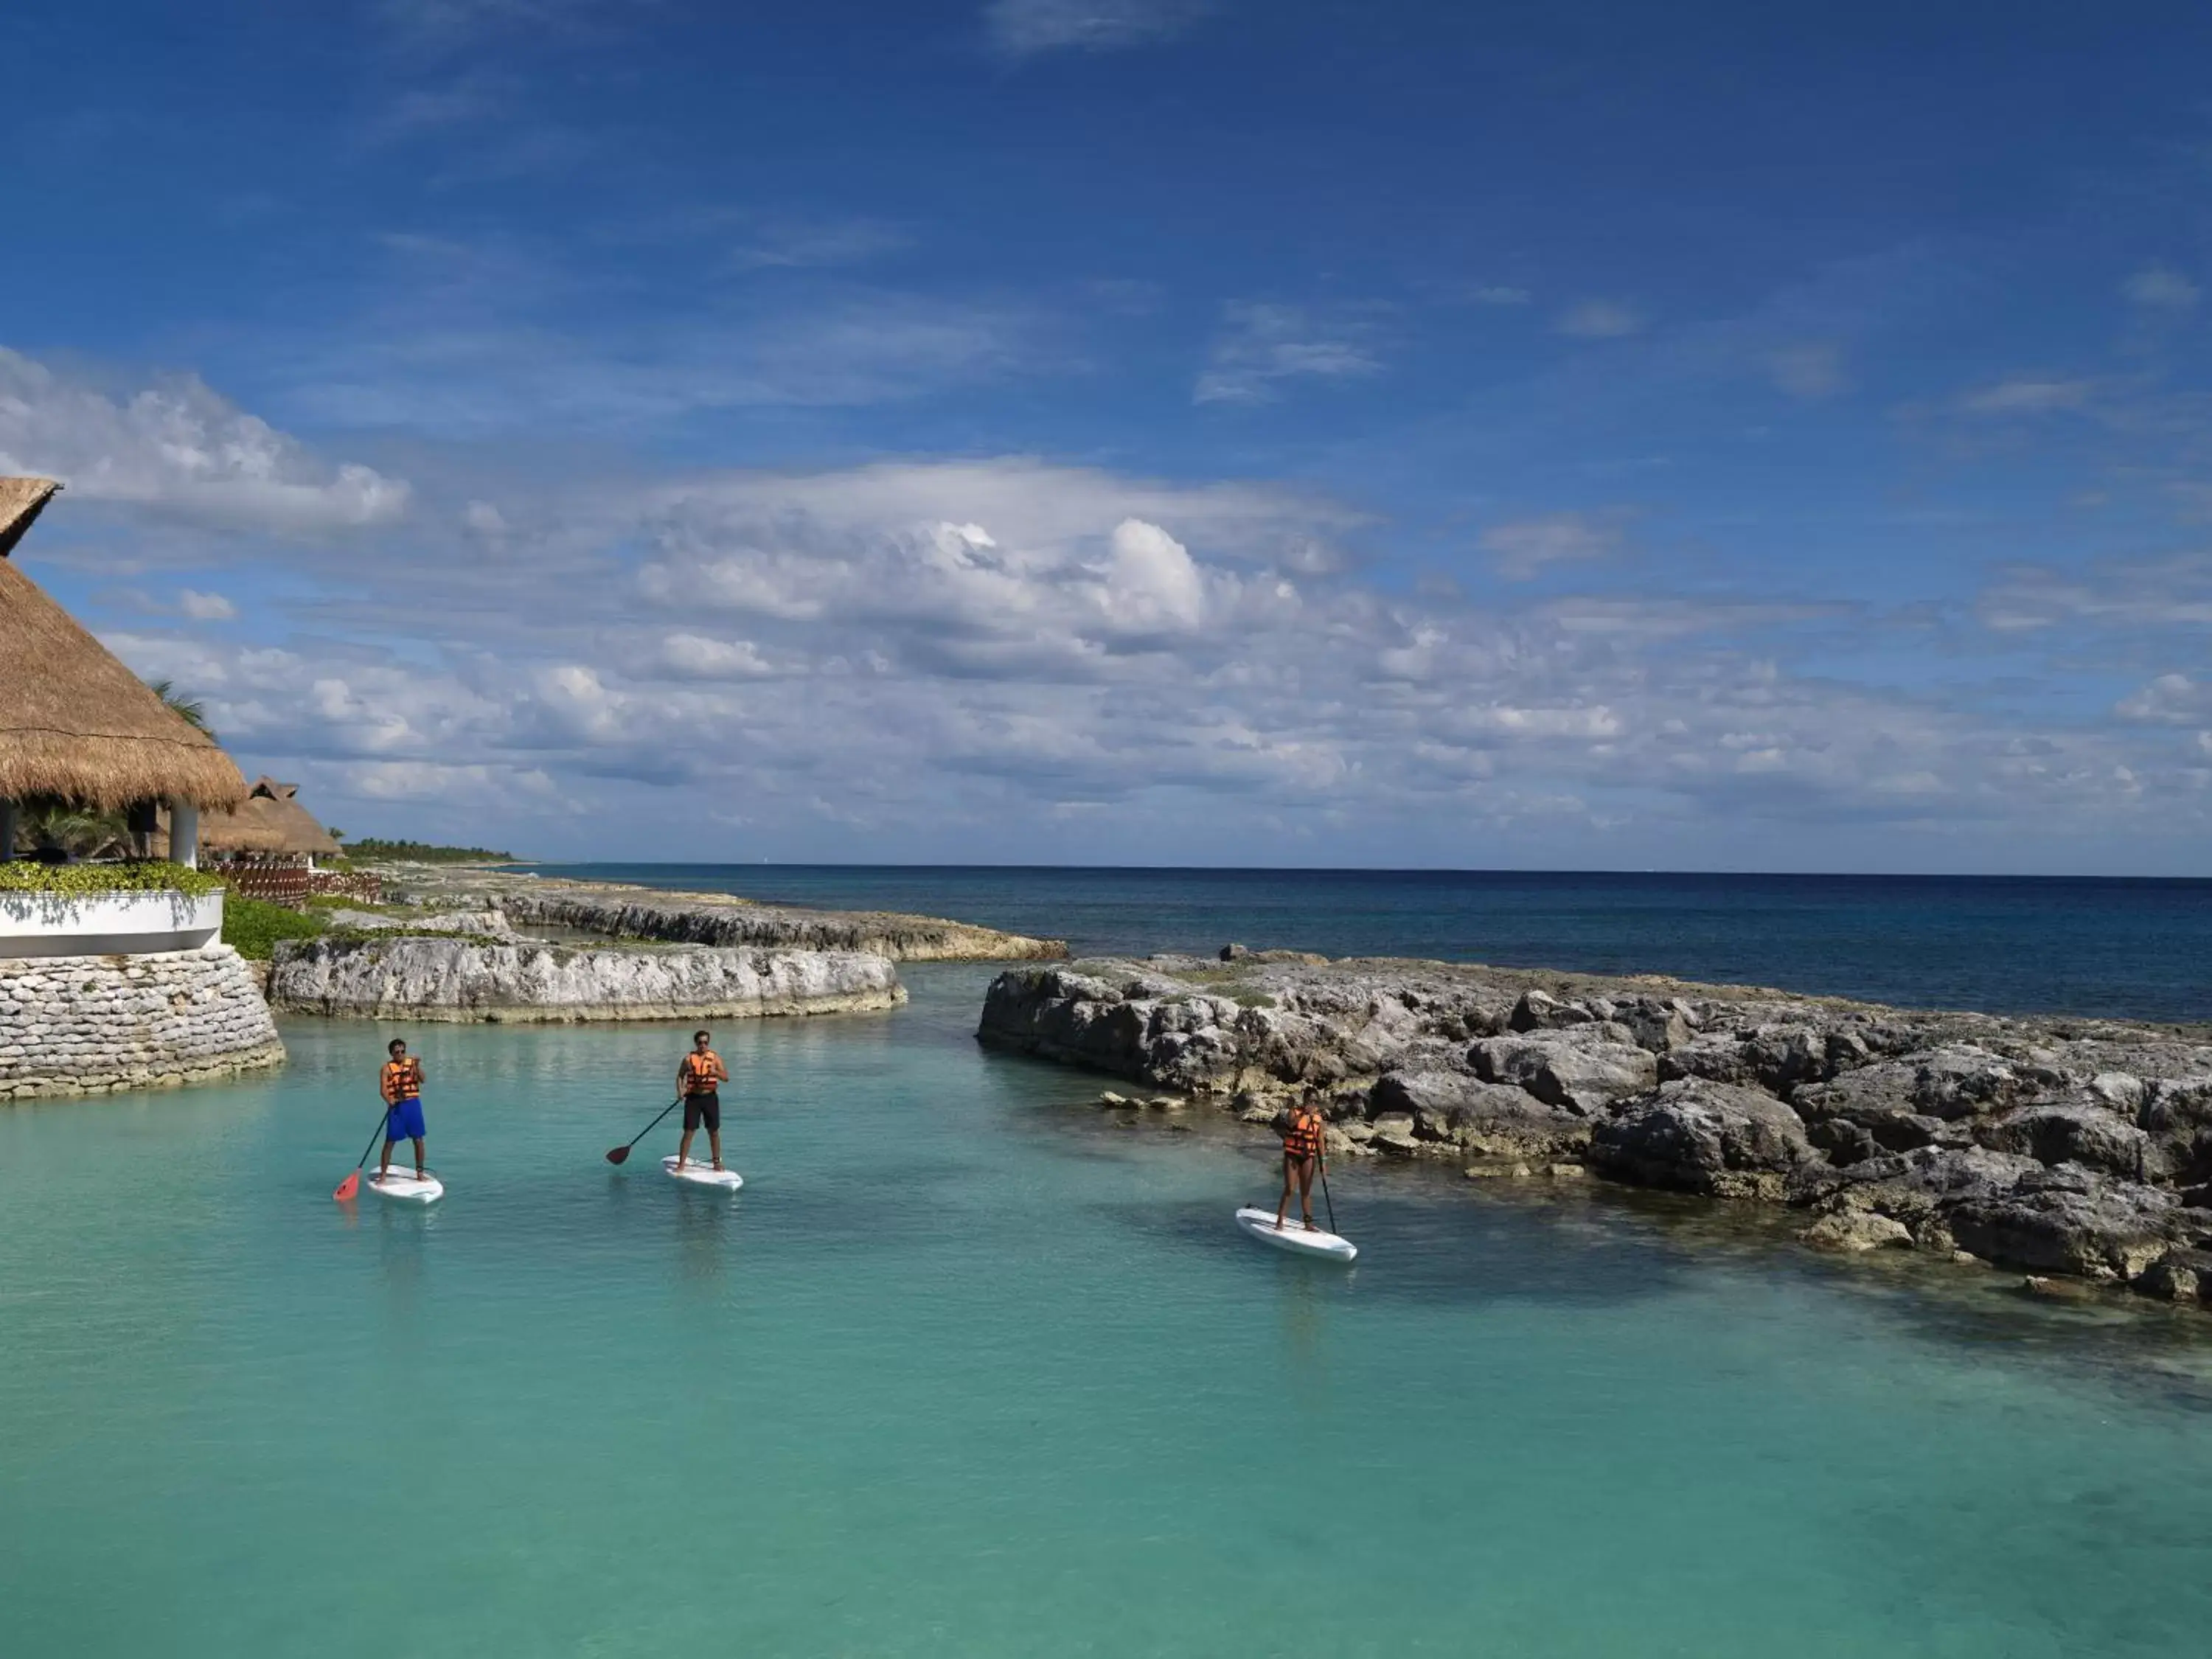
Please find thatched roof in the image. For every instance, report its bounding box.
[195,777,341,857]
[0,477,248,812]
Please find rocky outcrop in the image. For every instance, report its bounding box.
[1587,1079,1817,1200]
[355,866,1065,962]
[977,951,2212,1309]
[1,945,285,1099]
[271,936,904,1023]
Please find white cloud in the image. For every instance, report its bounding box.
[0,347,410,534]
[177,589,237,620]
[1957,377,2094,416]
[2124,265,2199,310]
[1193,302,1383,405]
[984,0,1212,58]
[661,633,776,679]
[1766,342,1846,400]
[1557,300,1643,339]
[728,217,907,271]
[1481,511,1626,580]
[2117,673,2210,723]
[1470,285,1531,306]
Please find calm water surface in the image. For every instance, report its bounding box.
[528,865,2212,1024]
[4,967,2211,1657]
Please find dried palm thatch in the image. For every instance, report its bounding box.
[194,778,341,858]
[0,477,248,813]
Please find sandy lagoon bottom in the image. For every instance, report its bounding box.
[4,966,2211,1658]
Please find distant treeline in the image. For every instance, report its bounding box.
[342,838,516,863]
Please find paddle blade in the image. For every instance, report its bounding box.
[333,1171,361,1203]
[605,1145,632,1165]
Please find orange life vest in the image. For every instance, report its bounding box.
[681,1051,725,1096]
[1283,1110,1324,1161]
[380,1059,422,1103]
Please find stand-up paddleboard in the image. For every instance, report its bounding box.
[1235,1206,1356,1262]
[663,1156,743,1191]
[364,1167,445,1205]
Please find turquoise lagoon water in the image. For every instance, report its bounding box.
[6,966,2212,1657]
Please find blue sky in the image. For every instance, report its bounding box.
[6,1,2212,871]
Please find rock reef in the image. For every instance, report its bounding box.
[978,953,2212,1308]
[271,935,905,1023]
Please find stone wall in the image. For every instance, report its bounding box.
[0,944,286,1100]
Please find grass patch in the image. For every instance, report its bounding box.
[0,860,222,898]
[222,895,328,960]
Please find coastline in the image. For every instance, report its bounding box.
[978,950,2212,1311]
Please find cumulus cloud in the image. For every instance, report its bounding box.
[0,348,409,534]
[1557,300,1643,339]
[984,0,1213,58]
[661,633,776,679]
[1194,302,1383,405]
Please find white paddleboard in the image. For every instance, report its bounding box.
[1235,1206,1357,1262]
[364,1168,445,1206]
[663,1156,742,1191]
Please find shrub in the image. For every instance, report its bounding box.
[222,896,328,960]
[0,860,222,897]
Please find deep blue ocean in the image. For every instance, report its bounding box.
[522,866,2212,1024]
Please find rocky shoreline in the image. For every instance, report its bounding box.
[358,864,1066,961]
[978,951,2212,1309]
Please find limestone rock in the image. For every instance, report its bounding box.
[1469,1032,1658,1115]
[271,936,903,1023]
[1589,1079,1817,1200]
[1802,1211,1914,1253]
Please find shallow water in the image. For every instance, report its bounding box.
[5,967,2211,1657]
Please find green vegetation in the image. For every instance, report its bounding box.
[0,860,222,897]
[221,895,328,959]
[343,838,516,863]
[145,678,215,740]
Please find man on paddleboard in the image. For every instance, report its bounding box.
[675,1029,729,1172]
[1275,1093,1327,1231]
[379,1038,428,1185]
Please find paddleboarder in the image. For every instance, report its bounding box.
[1274,1093,1328,1231]
[674,1029,729,1172]
[378,1038,428,1186]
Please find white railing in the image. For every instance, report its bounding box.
[0,890,226,958]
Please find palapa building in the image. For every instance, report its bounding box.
[1,476,246,871]
[0,476,285,1099]
[192,777,343,867]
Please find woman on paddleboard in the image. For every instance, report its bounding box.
[378,1038,428,1186]
[674,1029,730,1173]
[1275,1093,1327,1231]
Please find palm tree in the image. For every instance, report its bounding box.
[145,678,215,742]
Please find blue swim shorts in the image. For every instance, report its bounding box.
[386,1097,427,1141]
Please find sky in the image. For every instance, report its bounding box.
[5,1,2212,872]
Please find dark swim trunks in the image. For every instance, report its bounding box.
[386,1096,426,1141]
[683,1091,721,1133]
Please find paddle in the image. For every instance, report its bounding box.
[332,1107,391,1203]
[605,1099,681,1166]
[1317,1147,1340,1237]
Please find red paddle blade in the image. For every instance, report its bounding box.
[333,1171,361,1203]
[605,1145,632,1165]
